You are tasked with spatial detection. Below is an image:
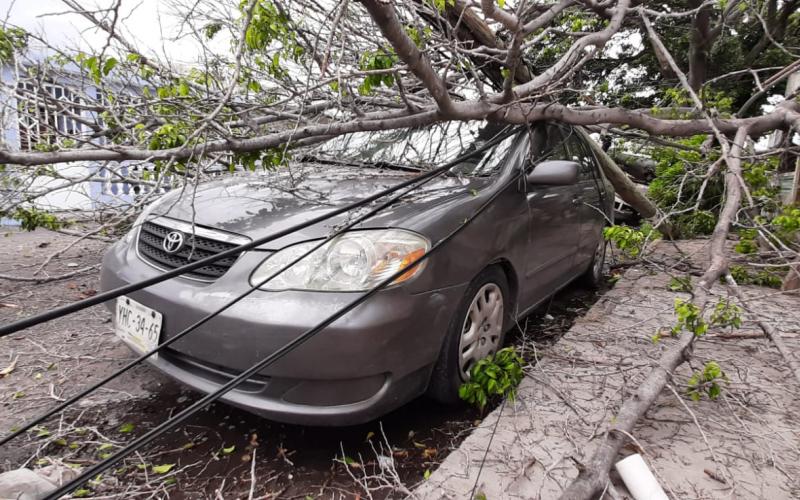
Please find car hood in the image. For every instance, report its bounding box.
[153,163,491,249]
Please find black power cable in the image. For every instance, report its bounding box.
[0,129,514,339]
[0,129,518,447]
[0,163,448,448]
[47,147,527,499]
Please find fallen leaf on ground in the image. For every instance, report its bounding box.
[151,464,175,474]
[0,302,20,309]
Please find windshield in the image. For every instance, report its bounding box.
[307,121,517,176]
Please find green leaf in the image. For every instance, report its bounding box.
[102,57,118,76]
[118,423,135,433]
[424,469,432,480]
[222,445,236,455]
[151,463,175,474]
[72,489,92,498]
[178,81,190,96]
[97,443,114,451]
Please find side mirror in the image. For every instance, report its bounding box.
[526,160,579,186]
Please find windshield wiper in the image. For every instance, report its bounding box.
[300,154,422,173]
[372,160,423,173]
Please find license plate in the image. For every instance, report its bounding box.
[115,296,163,358]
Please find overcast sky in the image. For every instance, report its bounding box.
[1,0,206,63]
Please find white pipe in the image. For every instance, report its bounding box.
[614,453,669,500]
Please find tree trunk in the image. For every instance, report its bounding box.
[576,128,665,225]
[687,1,712,92]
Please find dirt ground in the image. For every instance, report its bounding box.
[0,228,602,498]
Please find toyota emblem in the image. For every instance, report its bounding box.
[162,231,185,254]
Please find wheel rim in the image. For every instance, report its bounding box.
[458,283,504,380]
[592,238,606,278]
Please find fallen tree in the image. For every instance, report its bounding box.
[1,0,800,497]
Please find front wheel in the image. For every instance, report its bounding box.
[427,267,510,404]
[580,234,606,288]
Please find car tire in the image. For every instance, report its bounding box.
[580,233,606,288]
[427,266,511,404]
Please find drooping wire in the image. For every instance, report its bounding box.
[0,162,445,447]
[469,398,507,500]
[46,140,528,499]
[0,129,519,448]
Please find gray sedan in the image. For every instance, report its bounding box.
[100,121,614,425]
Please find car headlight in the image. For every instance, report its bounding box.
[250,229,429,291]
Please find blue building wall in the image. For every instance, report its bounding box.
[1,57,160,226]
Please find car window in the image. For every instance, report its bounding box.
[540,123,596,180]
[541,124,571,161]
[525,122,570,164]
[563,128,596,179]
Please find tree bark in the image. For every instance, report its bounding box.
[576,128,660,220]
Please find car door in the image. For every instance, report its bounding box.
[561,126,607,269]
[517,123,582,311]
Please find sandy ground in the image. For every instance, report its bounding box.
[416,240,800,499]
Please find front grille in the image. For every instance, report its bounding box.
[137,219,247,281]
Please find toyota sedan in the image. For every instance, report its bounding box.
[100,120,614,425]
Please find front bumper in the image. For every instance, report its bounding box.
[100,240,467,425]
